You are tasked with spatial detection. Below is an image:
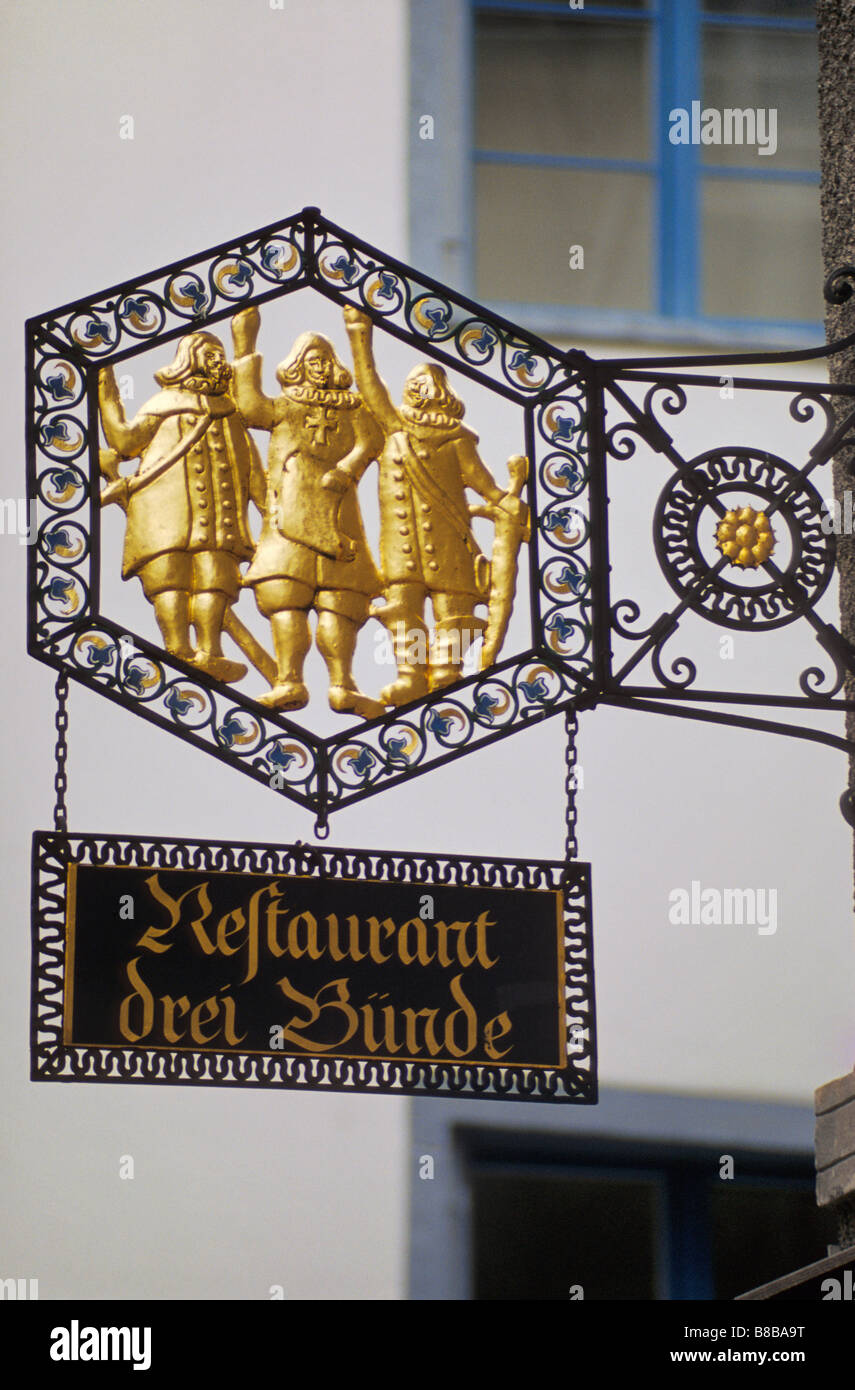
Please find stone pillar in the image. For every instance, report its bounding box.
[815,1070,855,1251]
[815,0,855,1250]
[818,2,855,854]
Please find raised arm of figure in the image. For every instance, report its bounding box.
[230,308,275,431]
[343,305,399,434]
[98,367,159,458]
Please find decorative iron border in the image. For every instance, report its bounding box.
[30,830,597,1104]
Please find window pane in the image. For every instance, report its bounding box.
[476,17,653,161]
[702,28,819,167]
[712,1183,830,1300]
[472,1173,661,1300]
[476,164,653,310]
[702,178,822,320]
[490,0,650,7]
[703,0,814,14]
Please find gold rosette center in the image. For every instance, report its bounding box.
[714,506,775,569]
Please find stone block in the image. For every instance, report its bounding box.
[815,1070,855,1208]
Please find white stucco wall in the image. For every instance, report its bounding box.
[2,0,852,1305]
[1,0,411,1303]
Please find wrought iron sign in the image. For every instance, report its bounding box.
[25,205,855,1102]
[31,831,594,1102]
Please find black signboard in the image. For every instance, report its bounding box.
[31,831,596,1103]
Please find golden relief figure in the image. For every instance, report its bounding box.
[230,307,384,717]
[343,306,529,704]
[98,332,266,683]
[98,306,529,719]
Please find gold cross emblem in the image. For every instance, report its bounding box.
[305,405,338,446]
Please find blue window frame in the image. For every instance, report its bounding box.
[464,0,821,345]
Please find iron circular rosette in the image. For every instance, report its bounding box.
[37,413,87,463]
[115,292,166,340]
[213,706,265,757]
[378,722,426,771]
[254,735,314,789]
[36,358,87,411]
[653,448,835,631]
[255,235,302,284]
[38,463,87,512]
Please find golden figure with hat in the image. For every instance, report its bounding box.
[230,307,384,717]
[343,305,529,705]
[98,331,266,683]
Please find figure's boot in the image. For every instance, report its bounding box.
[317,611,385,720]
[375,610,430,707]
[429,615,487,692]
[257,610,311,710]
[152,591,195,663]
[190,592,247,683]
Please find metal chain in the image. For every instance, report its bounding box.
[54,672,69,832]
[564,707,579,863]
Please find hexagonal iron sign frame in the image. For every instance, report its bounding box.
[27,207,595,828]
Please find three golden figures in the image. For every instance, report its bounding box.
[99,307,530,717]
